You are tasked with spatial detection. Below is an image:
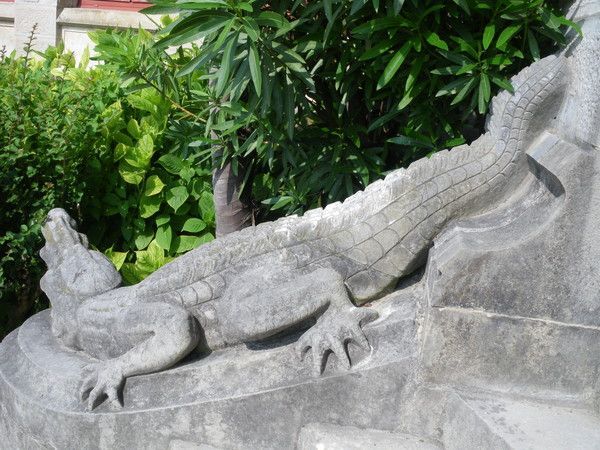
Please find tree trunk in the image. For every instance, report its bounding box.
[211,149,253,237]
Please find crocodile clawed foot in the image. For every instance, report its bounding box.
[80,362,125,411]
[295,307,378,376]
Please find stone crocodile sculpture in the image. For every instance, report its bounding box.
[39,52,568,410]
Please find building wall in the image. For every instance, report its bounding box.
[0,3,15,53]
[0,0,156,59]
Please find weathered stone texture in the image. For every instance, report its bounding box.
[1,1,600,448]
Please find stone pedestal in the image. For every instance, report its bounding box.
[0,293,420,449]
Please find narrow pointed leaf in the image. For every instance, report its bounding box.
[527,31,540,60]
[377,41,411,90]
[496,24,521,48]
[249,41,262,96]
[215,33,237,97]
[483,24,495,50]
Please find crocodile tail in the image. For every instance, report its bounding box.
[486,54,568,157]
[136,54,569,303]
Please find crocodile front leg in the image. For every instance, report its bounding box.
[295,302,377,375]
[215,267,378,375]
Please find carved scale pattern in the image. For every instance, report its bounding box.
[137,54,567,307]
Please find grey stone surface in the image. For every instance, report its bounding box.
[399,387,600,450]
[297,423,441,450]
[0,291,419,449]
[1,1,600,448]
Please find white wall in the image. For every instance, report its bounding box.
[0,3,15,53]
[0,3,156,58]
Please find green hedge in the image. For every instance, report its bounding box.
[0,36,216,338]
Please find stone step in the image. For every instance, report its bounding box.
[446,393,600,450]
[420,305,600,405]
[296,423,442,450]
[401,387,600,450]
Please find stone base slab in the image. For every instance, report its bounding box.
[0,293,418,449]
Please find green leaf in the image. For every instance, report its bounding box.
[452,0,470,14]
[118,161,145,185]
[114,143,128,161]
[155,224,173,250]
[554,16,582,36]
[359,39,394,61]
[157,15,232,48]
[215,33,238,97]
[134,228,154,250]
[155,214,170,227]
[146,240,165,266]
[388,135,434,149]
[262,196,293,210]
[393,0,405,15]
[158,154,184,174]
[166,186,190,212]
[350,0,368,15]
[127,119,142,139]
[397,82,424,110]
[478,73,491,114]
[324,0,333,21]
[177,45,217,77]
[527,31,540,60]
[238,2,253,12]
[199,191,215,223]
[144,175,165,196]
[491,76,514,93]
[480,73,491,101]
[137,134,154,162]
[104,249,128,271]
[127,94,157,114]
[182,218,207,233]
[241,17,260,42]
[377,41,411,90]
[435,77,470,97]
[483,24,495,50]
[284,82,295,140]
[352,17,407,35]
[451,77,476,105]
[367,109,402,132]
[120,263,146,285]
[249,41,262,96]
[425,31,449,50]
[174,235,203,253]
[142,0,227,15]
[496,24,521,49]
[405,57,424,94]
[256,11,288,28]
[114,132,134,147]
[139,194,162,218]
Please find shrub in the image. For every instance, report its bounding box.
[84,28,216,284]
[0,30,217,337]
[146,0,579,219]
[0,35,120,337]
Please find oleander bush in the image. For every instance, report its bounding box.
[146,0,578,219]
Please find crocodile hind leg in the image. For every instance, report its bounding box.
[215,267,378,375]
[77,294,200,410]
